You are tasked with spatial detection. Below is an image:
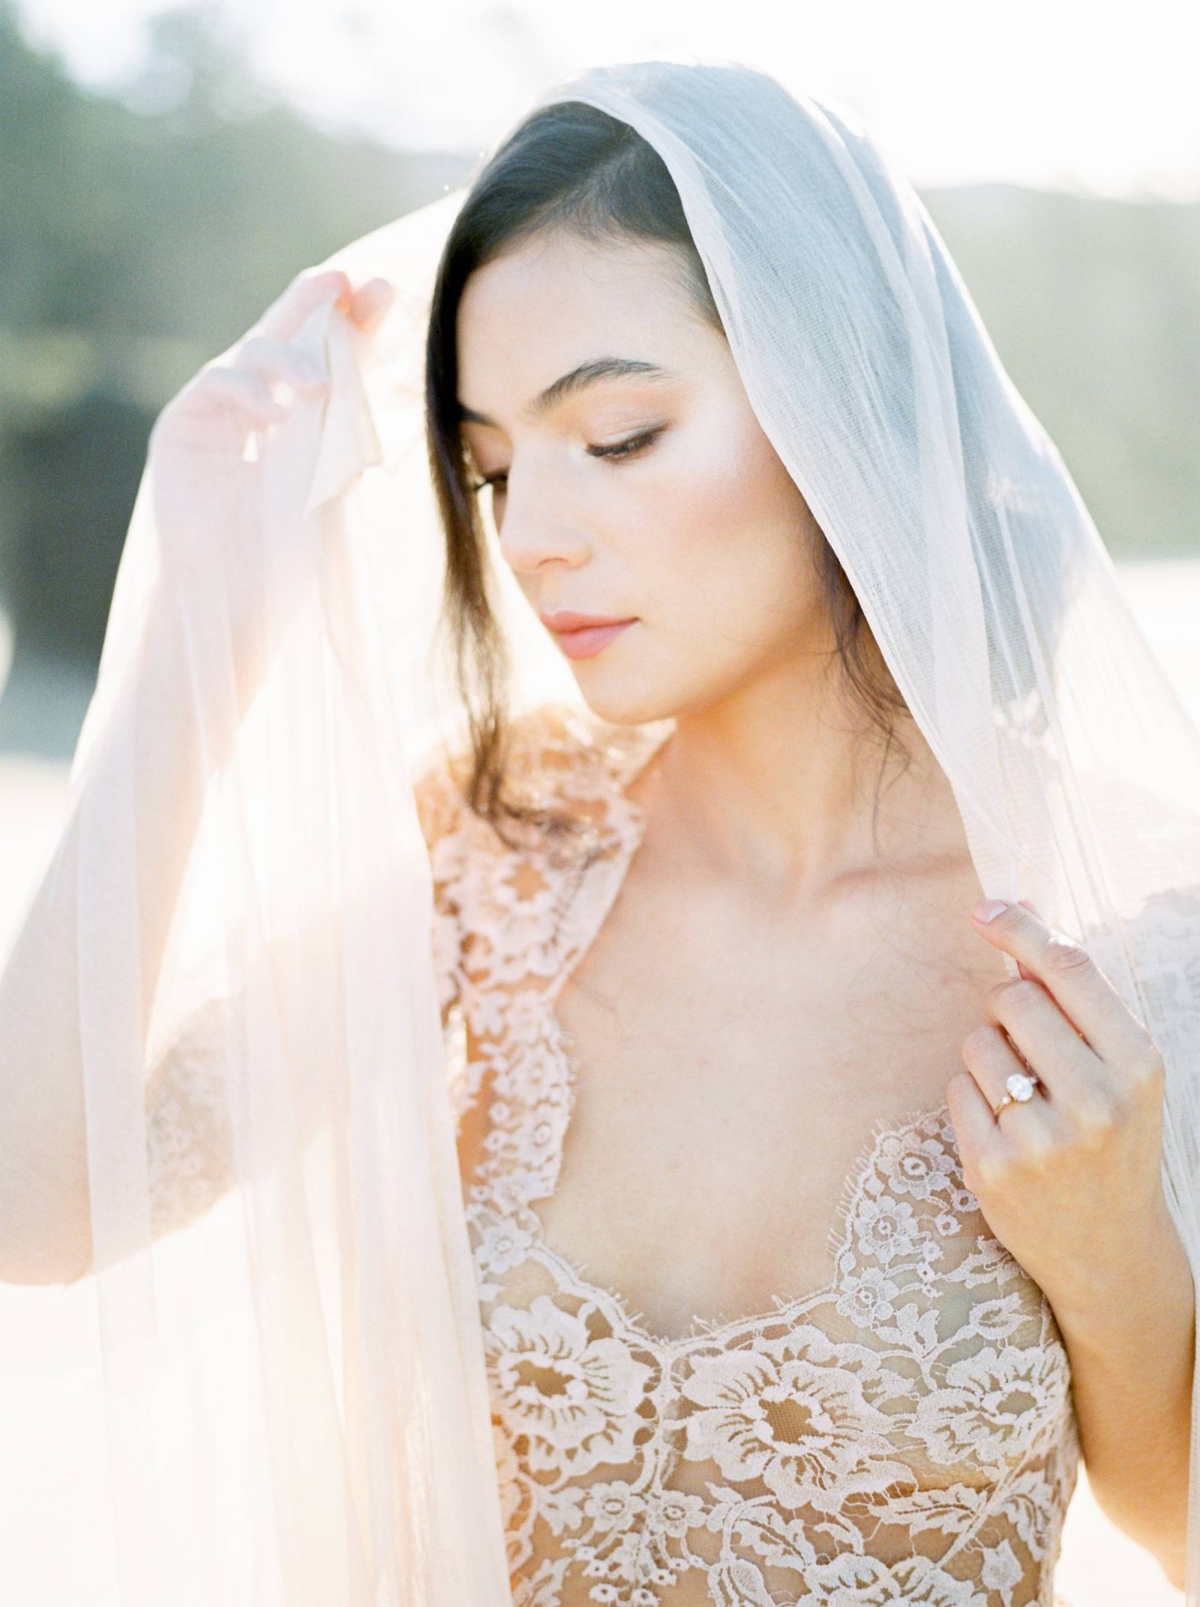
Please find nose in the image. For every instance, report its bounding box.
[494,462,591,576]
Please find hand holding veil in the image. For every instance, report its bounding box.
[4,57,1200,1606]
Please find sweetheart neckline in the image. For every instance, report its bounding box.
[518,994,961,1354]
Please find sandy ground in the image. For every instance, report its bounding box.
[1,557,1197,1603]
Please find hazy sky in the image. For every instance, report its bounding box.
[16,0,1200,199]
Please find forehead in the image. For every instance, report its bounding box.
[455,231,701,399]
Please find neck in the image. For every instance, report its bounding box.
[630,650,968,906]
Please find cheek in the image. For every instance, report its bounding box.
[644,410,818,626]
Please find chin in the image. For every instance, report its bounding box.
[573,679,683,733]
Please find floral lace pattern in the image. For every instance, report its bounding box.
[414,701,1085,1607]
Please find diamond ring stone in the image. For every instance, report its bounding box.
[991,1068,1042,1119]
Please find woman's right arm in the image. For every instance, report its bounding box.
[0,270,394,1286]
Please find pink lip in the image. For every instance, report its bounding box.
[540,610,635,631]
[551,619,636,660]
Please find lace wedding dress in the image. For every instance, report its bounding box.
[413,700,1082,1607]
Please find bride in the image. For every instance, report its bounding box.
[0,59,1196,1607]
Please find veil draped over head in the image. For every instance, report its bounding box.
[17,56,1200,1604]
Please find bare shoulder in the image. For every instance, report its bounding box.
[505,697,673,803]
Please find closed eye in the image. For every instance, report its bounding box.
[469,426,664,495]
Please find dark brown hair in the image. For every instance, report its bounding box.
[424,99,911,850]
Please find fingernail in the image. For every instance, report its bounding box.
[972,899,1008,922]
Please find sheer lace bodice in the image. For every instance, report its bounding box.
[414,700,1082,1607]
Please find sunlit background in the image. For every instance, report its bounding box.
[1,0,1197,1600]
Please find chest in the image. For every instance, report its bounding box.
[455,842,1013,1345]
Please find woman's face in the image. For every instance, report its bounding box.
[455,227,831,728]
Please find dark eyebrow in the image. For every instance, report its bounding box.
[457,357,677,428]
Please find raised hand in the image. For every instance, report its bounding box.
[142,268,395,715]
[947,896,1184,1333]
[150,270,395,455]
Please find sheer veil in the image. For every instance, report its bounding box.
[18,56,1200,1604]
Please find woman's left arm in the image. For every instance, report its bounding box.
[948,897,1196,1591]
